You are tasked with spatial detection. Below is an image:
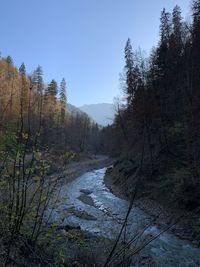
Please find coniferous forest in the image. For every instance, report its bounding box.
[107,3,200,212]
[0,1,200,267]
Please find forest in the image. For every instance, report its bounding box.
[106,3,200,212]
[0,55,103,265]
[0,0,200,267]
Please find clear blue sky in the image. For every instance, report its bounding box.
[0,0,191,106]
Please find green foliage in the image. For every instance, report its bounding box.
[171,168,200,210]
[60,150,78,168]
[59,78,67,105]
[0,132,17,153]
[45,79,58,102]
[168,122,184,138]
[19,62,26,75]
[65,230,86,246]
[32,65,44,95]
[6,55,13,65]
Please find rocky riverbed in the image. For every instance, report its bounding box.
[104,166,200,248]
[47,166,200,267]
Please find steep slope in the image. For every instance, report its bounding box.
[79,103,115,126]
[67,103,85,116]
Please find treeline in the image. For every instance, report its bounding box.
[0,57,101,155]
[108,1,200,211]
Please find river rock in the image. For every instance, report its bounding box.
[80,189,92,195]
[78,194,96,207]
[65,223,81,231]
[57,223,81,231]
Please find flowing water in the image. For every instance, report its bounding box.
[49,167,200,267]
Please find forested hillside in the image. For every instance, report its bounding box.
[1,1,200,266]
[0,59,101,154]
[107,2,200,214]
[0,57,103,265]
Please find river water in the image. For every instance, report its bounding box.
[49,167,200,267]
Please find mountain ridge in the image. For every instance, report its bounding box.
[79,103,115,126]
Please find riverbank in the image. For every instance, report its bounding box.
[104,165,200,248]
[45,155,121,266]
[62,155,114,184]
[48,154,114,186]
[51,155,200,248]
[50,163,156,267]
[45,160,200,266]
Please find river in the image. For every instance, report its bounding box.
[49,167,200,267]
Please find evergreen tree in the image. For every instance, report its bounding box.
[59,78,67,123]
[59,78,67,106]
[192,0,200,81]
[172,5,182,41]
[45,79,58,103]
[191,0,200,104]
[19,62,26,75]
[6,56,13,65]
[33,65,44,95]
[160,8,172,44]
[124,39,138,107]
[171,5,183,61]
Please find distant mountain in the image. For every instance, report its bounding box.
[67,103,93,120]
[67,103,84,116]
[79,103,115,126]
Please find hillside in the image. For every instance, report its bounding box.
[79,103,115,126]
[104,3,200,244]
[67,103,89,118]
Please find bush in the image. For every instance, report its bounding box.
[60,150,79,168]
[171,168,200,210]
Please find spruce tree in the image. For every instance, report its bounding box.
[124,39,136,106]
[6,56,13,65]
[172,5,182,41]
[33,65,44,95]
[160,8,172,44]
[59,78,67,123]
[45,79,58,103]
[19,63,26,75]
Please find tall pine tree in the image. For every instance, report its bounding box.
[59,78,67,123]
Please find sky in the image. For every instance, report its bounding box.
[0,0,191,106]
